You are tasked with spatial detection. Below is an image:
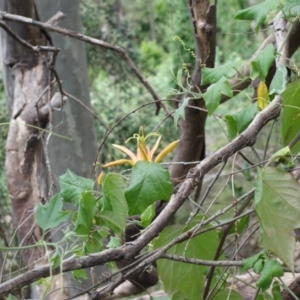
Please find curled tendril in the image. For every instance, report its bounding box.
[173,35,196,59]
[173,35,206,69]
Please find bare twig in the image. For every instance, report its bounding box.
[0,11,168,115]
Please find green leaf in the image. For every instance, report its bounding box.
[242,250,266,272]
[281,81,300,154]
[51,250,61,269]
[225,103,257,139]
[72,269,87,282]
[107,236,121,248]
[254,168,263,206]
[282,0,300,17]
[235,0,280,32]
[85,232,102,253]
[155,220,219,300]
[272,280,283,300]
[253,259,264,274]
[254,167,300,271]
[125,161,172,215]
[224,115,238,140]
[266,146,293,167]
[257,260,284,291]
[269,64,287,95]
[141,203,155,228]
[100,173,128,233]
[174,97,190,125]
[203,78,233,115]
[250,44,275,80]
[60,169,94,206]
[201,63,235,85]
[74,191,96,235]
[228,215,249,235]
[36,194,71,231]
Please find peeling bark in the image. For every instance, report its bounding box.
[0,0,50,266]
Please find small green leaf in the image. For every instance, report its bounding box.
[125,161,172,215]
[225,103,257,139]
[72,269,88,282]
[272,280,283,300]
[282,0,300,17]
[74,191,96,235]
[201,63,235,85]
[60,169,94,206]
[281,81,300,154]
[51,251,61,269]
[174,97,190,125]
[250,44,275,80]
[203,78,233,115]
[242,250,266,272]
[253,259,264,274]
[107,236,121,248]
[85,232,102,253]
[269,64,287,95]
[141,203,155,228]
[235,0,280,32]
[254,167,300,271]
[257,260,284,291]
[224,115,237,140]
[228,215,249,235]
[36,194,71,231]
[101,173,128,233]
[266,146,293,167]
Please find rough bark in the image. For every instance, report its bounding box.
[170,0,216,187]
[0,0,50,266]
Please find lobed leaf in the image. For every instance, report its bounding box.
[60,169,94,206]
[125,161,172,215]
[235,0,280,32]
[36,194,71,231]
[254,167,300,271]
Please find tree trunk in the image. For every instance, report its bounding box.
[0,0,50,267]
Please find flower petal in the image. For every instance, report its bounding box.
[137,142,149,161]
[112,144,137,162]
[103,159,135,168]
[154,140,179,163]
[149,135,162,160]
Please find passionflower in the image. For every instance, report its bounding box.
[103,127,179,168]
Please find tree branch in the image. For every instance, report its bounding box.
[0,11,168,115]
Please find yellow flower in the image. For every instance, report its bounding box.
[103,127,179,168]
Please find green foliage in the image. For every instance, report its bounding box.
[224,103,257,140]
[100,173,128,233]
[254,167,300,271]
[282,0,300,18]
[203,78,233,115]
[235,0,280,32]
[281,81,300,153]
[60,169,94,206]
[250,44,275,80]
[155,218,235,300]
[269,64,288,95]
[74,192,96,235]
[125,161,172,215]
[243,250,284,291]
[201,63,235,85]
[36,195,71,231]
